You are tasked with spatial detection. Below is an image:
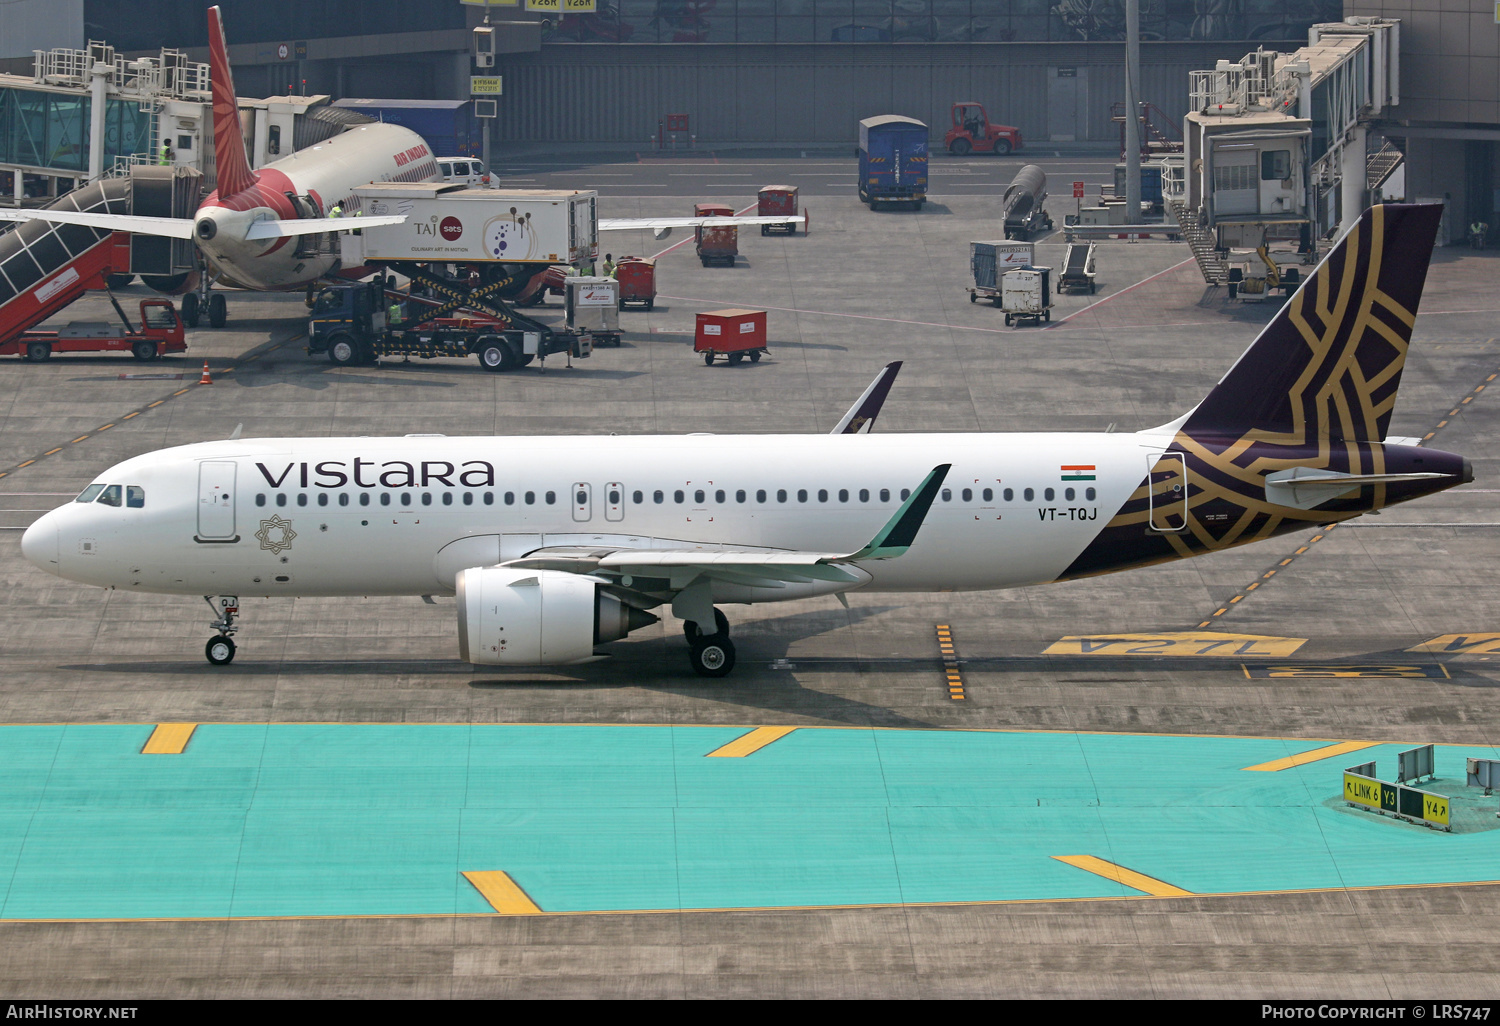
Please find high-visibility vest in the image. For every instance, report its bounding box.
[158,145,170,165]
[329,205,343,218]
[601,259,615,277]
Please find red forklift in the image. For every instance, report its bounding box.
[943,103,1024,156]
[694,202,738,267]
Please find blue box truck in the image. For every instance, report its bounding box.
[858,115,928,210]
[331,99,482,159]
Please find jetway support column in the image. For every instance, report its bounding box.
[1340,126,1367,238]
[88,59,110,182]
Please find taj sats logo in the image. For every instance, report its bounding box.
[439,216,463,241]
[255,515,297,555]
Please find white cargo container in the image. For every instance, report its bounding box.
[346,183,598,265]
[1000,267,1052,326]
[564,276,619,333]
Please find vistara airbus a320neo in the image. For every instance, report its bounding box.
[21,204,1468,676]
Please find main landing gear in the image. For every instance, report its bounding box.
[204,595,239,665]
[683,607,734,678]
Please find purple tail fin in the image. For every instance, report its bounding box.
[1182,203,1443,446]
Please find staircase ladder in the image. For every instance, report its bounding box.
[1167,198,1228,285]
[1366,139,1404,191]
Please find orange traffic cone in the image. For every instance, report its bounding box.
[199,360,212,385]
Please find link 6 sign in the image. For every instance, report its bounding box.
[1344,771,1450,830]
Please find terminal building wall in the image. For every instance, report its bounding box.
[492,43,1279,146]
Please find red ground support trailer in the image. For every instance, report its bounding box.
[758,185,799,235]
[2,298,186,362]
[694,203,738,267]
[615,256,656,309]
[695,308,767,365]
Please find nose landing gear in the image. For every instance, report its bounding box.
[204,595,239,665]
[683,607,735,678]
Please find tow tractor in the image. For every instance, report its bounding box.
[308,269,593,370]
[943,103,1024,156]
[1227,243,1299,302]
[2,297,186,362]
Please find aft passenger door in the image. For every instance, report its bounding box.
[197,461,237,541]
[1146,453,1188,532]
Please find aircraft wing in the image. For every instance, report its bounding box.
[501,464,951,589]
[0,208,198,239]
[599,214,806,230]
[832,361,902,434]
[599,212,808,240]
[243,215,406,239]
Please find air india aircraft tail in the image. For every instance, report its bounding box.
[206,5,257,199]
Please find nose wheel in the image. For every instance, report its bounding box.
[684,607,735,677]
[206,636,236,665]
[204,595,239,666]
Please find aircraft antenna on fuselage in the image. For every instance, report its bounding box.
[207,5,258,198]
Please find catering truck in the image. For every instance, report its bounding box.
[857,115,929,210]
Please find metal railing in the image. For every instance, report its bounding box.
[32,45,210,102]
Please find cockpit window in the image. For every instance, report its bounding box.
[313,291,340,313]
[76,484,105,503]
[126,486,145,508]
[96,484,122,507]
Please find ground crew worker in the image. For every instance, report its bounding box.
[351,209,362,235]
[329,204,343,218]
[388,299,402,327]
[158,142,171,165]
[601,253,615,278]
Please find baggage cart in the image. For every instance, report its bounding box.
[694,203,737,267]
[968,240,1034,304]
[1000,267,1052,326]
[758,186,799,235]
[695,308,767,365]
[615,256,656,309]
[1056,242,1097,294]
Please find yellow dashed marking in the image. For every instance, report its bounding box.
[462,871,542,915]
[17,461,34,468]
[1243,740,1379,773]
[122,412,138,419]
[141,723,197,755]
[705,726,797,758]
[1052,855,1193,897]
[146,401,164,408]
[937,624,966,700]
[70,437,88,444]
[42,449,61,456]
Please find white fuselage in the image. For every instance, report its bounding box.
[196,122,439,291]
[22,433,1158,599]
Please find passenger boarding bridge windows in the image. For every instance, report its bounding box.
[1262,150,1291,181]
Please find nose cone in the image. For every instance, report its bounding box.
[21,515,60,574]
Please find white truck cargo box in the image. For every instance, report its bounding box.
[349,183,598,265]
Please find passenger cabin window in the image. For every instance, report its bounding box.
[1023,488,1034,501]
[277,494,288,507]
[756,489,767,503]
[736,490,746,503]
[879,488,890,502]
[297,494,308,507]
[797,489,808,502]
[545,491,556,505]
[359,493,371,506]
[858,489,868,502]
[1003,488,1013,501]
[653,490,664,504]
[941,488,952,502]
[694,489,705,503]
[633,490,644,504]
[715,489,726,503]
[817,489,828,502]
[505,492,515,505]
[255,494,267,507]
[982,488,992,502]
[1086,487,1096,500]
[777,489,787,503]
[76,484,105,503]
[674,490,685,504]
[96,485,122,507]
[838,489,848,502]
[126,485,146,507]
[1064,487,1075,501]
[961,488,972,502]
[318,493,329,507]
[1044,488,1055,501]
[900,488,910,500]
[525,491,535,505]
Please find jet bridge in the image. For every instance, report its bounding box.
[1166,17,1401,283]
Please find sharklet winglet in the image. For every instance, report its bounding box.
[840,464,951,561]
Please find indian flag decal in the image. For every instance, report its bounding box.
[1061,465,1096,481]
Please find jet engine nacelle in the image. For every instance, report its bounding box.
[456,566,658,666]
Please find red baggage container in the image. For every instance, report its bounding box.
[694,202,737,267]
[695,308,767,365]
[614,256,656,309]
[758,185,798,235]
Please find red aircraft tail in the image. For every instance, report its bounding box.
[207,5,257,198]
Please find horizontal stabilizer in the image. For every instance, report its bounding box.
[243,215,407,239]
[0,208,196,239]
[1265,467,1447,510]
